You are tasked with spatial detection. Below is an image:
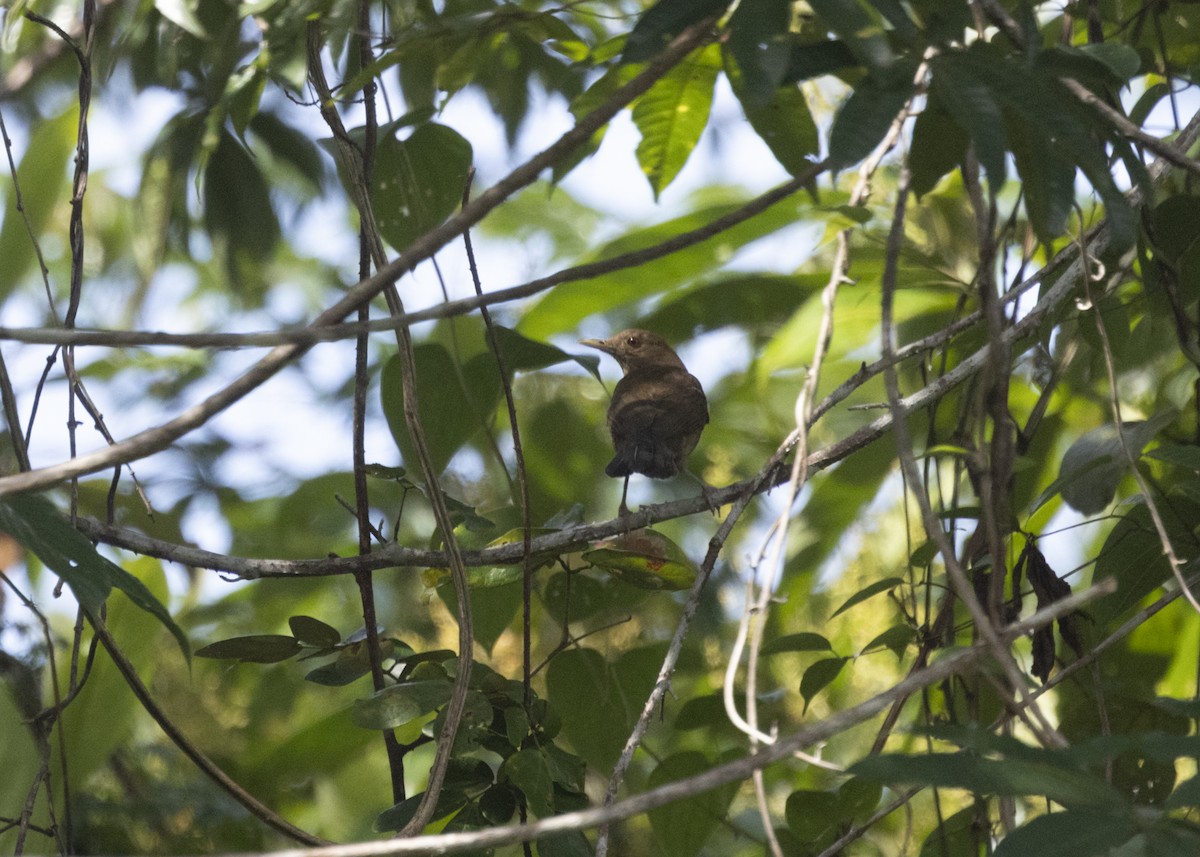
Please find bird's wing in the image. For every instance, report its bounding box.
[609,371,707,438]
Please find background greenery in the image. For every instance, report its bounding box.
[2,0,1200,854]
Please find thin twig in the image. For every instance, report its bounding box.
[0,14,722,498]
[88,616,328,845]
[459,171,536,707]
[877,166,1063,748]
[346,0,408,805]
[66,229,1149,581]
[1079,224,1200,614]
[306,22,473,836]
[0,105,57,314]
[0,162,831,353]
[178,581,1113,857]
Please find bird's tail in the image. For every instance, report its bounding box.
[605,441,677,480]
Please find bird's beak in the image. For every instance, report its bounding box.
[580,337,614,355]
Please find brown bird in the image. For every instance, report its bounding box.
[580,329,709,516]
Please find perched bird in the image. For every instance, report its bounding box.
[580,329,709,516]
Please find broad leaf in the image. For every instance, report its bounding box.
[828,65,916,170]
[648,751,740,857]
[545,647,630,770]
[195,635,300,663]
[352,679,453,730]
[633,44,721,199]
[0,494,190,662]
[800,657,848,712]
[0,110,75,303]
[372,122,473,251]
[584,528,698,590]
[622,0,731,63]
[725,0,794,107]
[763,632,835,655]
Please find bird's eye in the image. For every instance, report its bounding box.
[627,336,639,348]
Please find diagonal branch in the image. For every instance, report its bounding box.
[175,579,1114,857]
[0,17,720,498]
[0,160,828,352]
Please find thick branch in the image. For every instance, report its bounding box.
[179,580,1113,857]
[0,18,718,498]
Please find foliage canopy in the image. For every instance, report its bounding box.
[1,0,1200,854]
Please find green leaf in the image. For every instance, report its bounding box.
[536,829,593,857]
[203,131,280,262]
[479,784,517,825]
[500,748,554,818]
[250,111,327,194]
[155,0,207,37]
[725,43,821,176]
[909,539,940,566]
[437,574,522,655]
[1130,83,1172,128]
[583,529,698,591]
[380,344,502,474]
[993,809,1138,857]
[763,632,835,655]
[929,54,1007,184]
[304,655,373,686]
[785,789,840,844]
[837,777,882,822]
[1150,196,1200,298]
[1167,776,1200,810]
[800,657,848,713]
[1090,499,1200,630]
[647,751,740,857]
[288,615,341,647]
[725,0,794,107]
[1147,443,1200,471]
[546,648,630,771]
[372,123,473,251]
[782,39,858,84]
[633,44,721,199]
[948,42,1136,251]
[807,0,895,72]
[195,635,301,663]
[543,571,606,624]
[860,624,915,659]
[851,752,1129,811]
[641,273,825,340]
[828,67,916,170]
[1076,42,1141,82]
[374,759,492,831]
[1008,112,1076,243]
[1,0,31,46]
[351,679,453,730]
[517,193,816,339]
[0,494,191,662]
[919,808,983,857]
[0,109,75,303]
[223,63,267,140]
[543,742,585,790]
[491,326,601,379]
[622,0,731,63]
[831,577,904,618]
[909,100,967,198]
[203,130,281,295]
[1050,413,1176,514]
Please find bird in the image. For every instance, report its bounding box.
[580,329,710,517]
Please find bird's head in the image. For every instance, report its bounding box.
[580,329,687,374]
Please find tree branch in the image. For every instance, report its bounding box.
[0,15,720,498]
[179,579,1114,857]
